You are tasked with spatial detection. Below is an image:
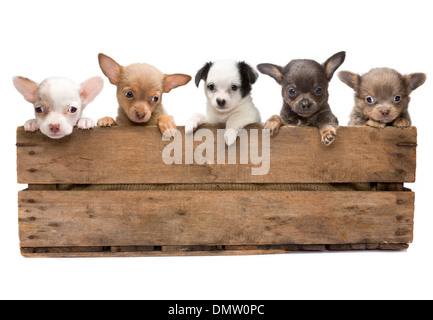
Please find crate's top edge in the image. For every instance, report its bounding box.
[16,125,418,132]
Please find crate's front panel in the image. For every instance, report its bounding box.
[17,126,417,184]
[19,190,414,251]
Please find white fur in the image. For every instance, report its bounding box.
[24,119,39,132]
[14,76,103,139]
[185,60,261,146]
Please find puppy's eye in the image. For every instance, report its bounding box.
[151,96,159,103]
[231,85,238,91]
[68,106,78,114]
[315,87,323,95]
[393,95,402,103]
[35,107,44,113]
[125,91,134,99]
[366,96,376,105]
[207,84,215,91]
[289,88,297,96]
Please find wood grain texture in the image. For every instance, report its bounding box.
[18,190,414,248]
[16,125,417,184]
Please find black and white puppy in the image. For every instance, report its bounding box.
[185,60,261,146]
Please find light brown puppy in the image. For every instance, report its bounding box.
[97,53,191,136]
[339,68,426,128]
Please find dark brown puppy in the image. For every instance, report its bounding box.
[338,68,426,128]
[257,51,345,146]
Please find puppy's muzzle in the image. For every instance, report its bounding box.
[130,105,152,123]
[217,98,226,108]
[136,111,146,121]
[301,99,312,110]
[49,124,61,134]
[380,109,390,117]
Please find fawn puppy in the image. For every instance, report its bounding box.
[13,76,103,139]
[185,60,261,146]
[338,68,426,128]
[97,53,192,136]
[257,51,346,146]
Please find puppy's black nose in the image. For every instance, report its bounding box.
[217,99,226,108]
[301,100,312,110]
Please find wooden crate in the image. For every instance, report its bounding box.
[16,125,417,257]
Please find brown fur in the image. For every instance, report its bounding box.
[338,68,426,128]
[319,125,337,146]
[97,54,191,136]
[264,115,284,135]
[257,51,346,146]
[32,96,52,120]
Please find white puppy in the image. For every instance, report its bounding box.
[186,60,261,146]
[13,76,104,139]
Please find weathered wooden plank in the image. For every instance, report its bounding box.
[19,243,410,257]
[18,190,414,248]
[20,246,291,258]
[16,125,417,184]
[327,243,409,250]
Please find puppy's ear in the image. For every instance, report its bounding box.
[238,61,259,85]
[257,64,284,85]
[163,74,192,93]
[338,71,360,90]
[80,77,104,106]
[195,62,213,87]
[323,51,346,80]
[98,53,122,85]
[13,76,38,103]
[404,73,427,93]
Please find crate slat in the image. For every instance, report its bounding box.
[20,244,411,258]
[18,190,414,251]
[16,125,417,184]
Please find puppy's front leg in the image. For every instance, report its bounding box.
[225,112,260,146]
[158,115,177,137]
[97,116,117,127]
[24,119,39,132]
[185,113,206,134]
[77,118,95,130]
[392,110,411,128]
[365,119,386,129]
[316,109,339,146]
[319,125,337,146]
[393,118,411,128]
[264,115,283,136]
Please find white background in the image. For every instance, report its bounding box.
[1,0,432,300]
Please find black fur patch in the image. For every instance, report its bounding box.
[237,61,258,98]
[195,62,213,87]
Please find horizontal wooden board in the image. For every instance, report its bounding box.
[18,190,414,249]
[20,243,410,258]
[16,125,417,184]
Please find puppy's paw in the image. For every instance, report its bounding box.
[320,126,337,146]
[264,115,283,136]
[24,119,39,132]
[392,118,411,128]
[97,117,116,127]
[77,118,95,130]
[185,119,199,135]
[224,128,238,146]
[365,119,386,129]
[264,120,281,136]
[158,115,178,138]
